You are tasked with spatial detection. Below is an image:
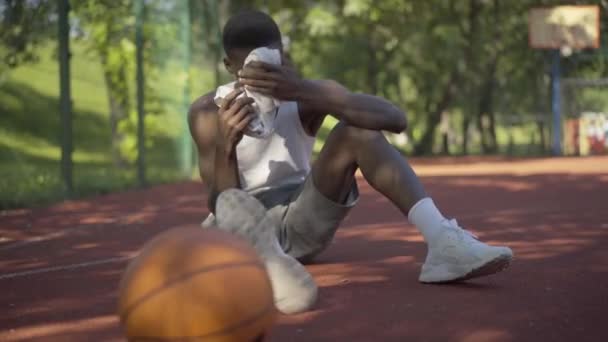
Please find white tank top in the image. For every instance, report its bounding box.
[236,101,315,194]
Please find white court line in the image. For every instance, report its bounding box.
[0,315,117,341]
[0,223,142,252]
[0,231,68,252]
[0,256,132,281]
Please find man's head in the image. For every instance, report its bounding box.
[222,10,282,75]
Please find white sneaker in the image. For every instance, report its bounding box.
[215,189,318,314]
[419,219,513,283]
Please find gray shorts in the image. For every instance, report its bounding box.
[202,175,359,262]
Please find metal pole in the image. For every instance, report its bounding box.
[179,0,193,177]
[135,0,146,186]
[200,0,222,87]
[58,0,73,195]
[211,0,222,87]
[551,49,562,156]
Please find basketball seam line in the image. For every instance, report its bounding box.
[120,261,268,321]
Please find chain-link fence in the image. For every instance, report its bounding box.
[0,0,226,209]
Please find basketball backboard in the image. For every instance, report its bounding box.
[529,5,600,50]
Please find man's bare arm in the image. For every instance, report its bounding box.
[238,62,407,133]
[188,95,241,214]
[297,79,407,133]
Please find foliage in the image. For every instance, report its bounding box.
[2,0,608,208]
[0,0,56,70]
[0,44,182,209]
[71,0,177,165]
[236,0,608,154]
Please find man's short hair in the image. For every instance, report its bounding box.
[222,10,281,55]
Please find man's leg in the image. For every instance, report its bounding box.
[312,121,513,283]
[212,189,318,314]
[312,121,426,216]
[312,121,442,244]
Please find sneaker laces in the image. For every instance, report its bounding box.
[441,218,479,240]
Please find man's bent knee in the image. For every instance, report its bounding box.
[332,121,384,147]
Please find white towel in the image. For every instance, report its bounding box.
[214,47,282,139]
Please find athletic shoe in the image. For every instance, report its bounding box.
[214,189,318,314]
[419,219,513,283]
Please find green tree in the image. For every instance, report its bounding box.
[0,0,55,79]
[72,0,182,166]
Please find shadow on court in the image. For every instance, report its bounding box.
[0,157,607,341]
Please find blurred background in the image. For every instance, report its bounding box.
[1,0,607,209]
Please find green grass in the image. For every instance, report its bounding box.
[0,38,347,209]
[0,41,549,209]
[0,43,184,209]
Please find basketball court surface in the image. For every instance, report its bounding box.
[1,156,607,341]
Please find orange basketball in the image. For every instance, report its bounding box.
[117,226,276,342]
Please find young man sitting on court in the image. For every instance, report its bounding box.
[188,10,513,314]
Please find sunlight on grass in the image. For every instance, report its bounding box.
[0,128,109,163]
[0,89,23,112]
[495,123,547,155]
[0,161,182,209]
[0,41,185,209]
[0,40,549,209]
[8,42,109,117]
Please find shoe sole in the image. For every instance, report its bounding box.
[454,254,512,282]
[421,254,512,284]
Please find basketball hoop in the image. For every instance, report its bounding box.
[528,5,601,156]
[529,5,600,50]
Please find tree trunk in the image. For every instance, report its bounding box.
[537,119,547,154]
[440,111,450,155]
[488,109,497,152]
[414,71,459,155]
[477,58,498,154]
[366,24,378,95]
[462,116,470,154]
[476,113,488,153]
[97,20,130,168]
[441,133,450,155]
[486,0,501,154]
[507,124,514,155]
[459,0,480,156]
[103,70,128,168]
[202,0,223,87]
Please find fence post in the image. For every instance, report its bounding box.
[178,0,193,177]
[551,49,562,156]
[211,0,223,87]
[135,0,146,187]
[58,0,73,196]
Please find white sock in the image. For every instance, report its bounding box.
[408,197,445,245]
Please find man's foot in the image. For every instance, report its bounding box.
[419,219,513,283]
[214,189,317,314]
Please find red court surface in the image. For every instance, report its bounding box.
[1,156,607,341]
